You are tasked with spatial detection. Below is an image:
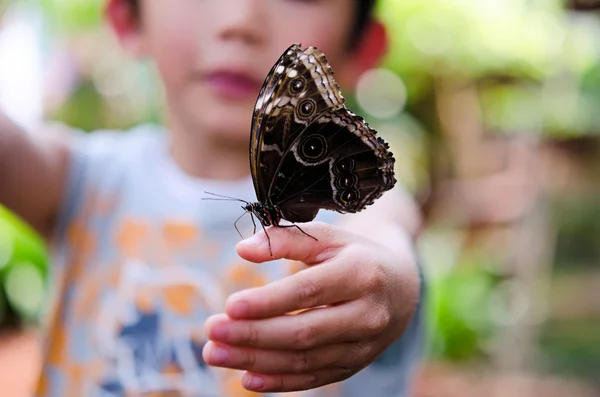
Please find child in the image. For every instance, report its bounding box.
[0,0,425,395]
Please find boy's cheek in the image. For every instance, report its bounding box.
[149,39,197,83]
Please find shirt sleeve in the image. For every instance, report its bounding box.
[52,127,129,246]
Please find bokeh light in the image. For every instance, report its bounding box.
[356,68,408,119]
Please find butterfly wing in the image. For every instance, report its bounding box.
[250,44,396,223]
[249,44,345,203]
[271,110,396,223]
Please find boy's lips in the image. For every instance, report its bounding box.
[204,70,264,100]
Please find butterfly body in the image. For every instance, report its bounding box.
[241,44,397,254]
[242,202,282,228]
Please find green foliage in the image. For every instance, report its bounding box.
[538,319,600,386]
[38,0,105,34]
[418,229,503,362]
[553,193,600,272]
[429,268,497,361]
[0,205,50,328]
[376,0,600,137]
[378,0,595,81]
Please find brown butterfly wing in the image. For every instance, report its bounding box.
[272,111,396,223]
[249,44,345,203]
[249,45,396,223]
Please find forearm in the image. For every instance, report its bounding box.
[0,110,69,238]
[340,186,422,258]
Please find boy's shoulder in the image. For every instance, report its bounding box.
[53,121,169,197]
[52,122,172,234]
[45,121,169,183]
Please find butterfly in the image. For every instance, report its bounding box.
[205,44,396,256]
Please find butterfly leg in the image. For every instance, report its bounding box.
[278,223,319,242]
[257,222,273,257]
[249,212,257,235]
[233,212,248,240]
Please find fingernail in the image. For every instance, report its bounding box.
[208,344,229,365]
[243,373,265,390]
[229,300,250,318]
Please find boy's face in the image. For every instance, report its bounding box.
[111,0,381,144]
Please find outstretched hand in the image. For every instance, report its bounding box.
[202,221,420,393]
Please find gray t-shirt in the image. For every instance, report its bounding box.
[37,125,424,397]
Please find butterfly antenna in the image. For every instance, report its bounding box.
[202,191,250,204]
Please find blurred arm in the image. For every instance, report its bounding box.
[339,185,423,263]
[0,110,70,239]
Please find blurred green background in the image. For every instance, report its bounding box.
[1,0,599,396]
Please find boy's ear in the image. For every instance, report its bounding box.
[340,19,388,87]
[106,0,146,57]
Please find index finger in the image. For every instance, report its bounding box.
[225,249,365,320]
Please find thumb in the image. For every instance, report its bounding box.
[235,221,348,264]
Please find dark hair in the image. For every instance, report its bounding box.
[351,0,378,48]
[124,0,377,49]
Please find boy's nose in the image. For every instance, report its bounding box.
[214,0,266,45]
